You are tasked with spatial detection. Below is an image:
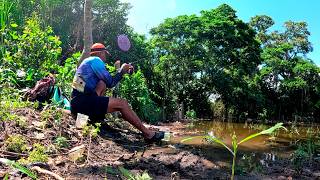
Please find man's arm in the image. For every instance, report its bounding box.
[91,59,123,88]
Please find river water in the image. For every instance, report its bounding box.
[169,121,320,159]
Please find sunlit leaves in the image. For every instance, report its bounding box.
[1,15,62,87]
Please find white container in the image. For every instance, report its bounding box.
[76,113,89,129]
[162,132,171,142]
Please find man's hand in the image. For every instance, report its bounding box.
[119,63,132,74]
[114,60,121,70]
[128,64,134,75]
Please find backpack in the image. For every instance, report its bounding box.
[24,75,70,110]
[24,75,55,103]
[52,86,71,110]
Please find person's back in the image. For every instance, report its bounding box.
[72,55,123,97]
[76,56,102,94]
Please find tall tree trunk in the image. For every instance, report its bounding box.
[73,23,82,51]
[78,0,93,65]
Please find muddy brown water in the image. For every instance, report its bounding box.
[168,121,320,161]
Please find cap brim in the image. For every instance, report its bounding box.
[90,50,111,57]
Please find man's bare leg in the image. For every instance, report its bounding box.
[96,80,106,96]
[107,97,155,139]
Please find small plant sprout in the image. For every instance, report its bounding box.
[182,123,287,180]
[82,123,101,138]
[54,136,69,148]
[118,166,152,180]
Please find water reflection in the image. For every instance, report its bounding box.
[171,120,320,152]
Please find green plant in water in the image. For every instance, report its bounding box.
[0,158,37,179]
[5,134,28,153]
[291,144,309,174]
[291,128,320,174]
[182,123,286,180]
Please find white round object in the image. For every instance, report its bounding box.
[117,34,131,51]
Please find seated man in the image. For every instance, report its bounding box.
[71,43,164,142]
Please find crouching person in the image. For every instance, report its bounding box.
[71,43,164,142]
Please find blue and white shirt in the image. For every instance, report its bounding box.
[73,56,123,94]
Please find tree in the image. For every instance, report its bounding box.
[251,15,320,120]
[79,0,93,64]
[198,4,262,120]
[150,4,262,120]
[249,15,274,45]
[9,0,131,61]
[150,14,205,119]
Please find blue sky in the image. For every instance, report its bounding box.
[122,0,320,65]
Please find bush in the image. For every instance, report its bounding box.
[119,70,162,123]
[291,132,320,174]
[56,52,80,95]
[2,14,61,88]
[291,146,309,174]
[40,104,63,125]
[211,100,225,118]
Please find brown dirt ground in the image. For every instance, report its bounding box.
[0,107,320,179]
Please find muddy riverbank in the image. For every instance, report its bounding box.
[0,108,320,179]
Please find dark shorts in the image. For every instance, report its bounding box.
[71,90,109,123]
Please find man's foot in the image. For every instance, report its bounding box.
[145,131,165,143]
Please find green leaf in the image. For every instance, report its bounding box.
[26,69,34,81]
[182,135,234,155]
[181,136,204,143]
[140,171,152,180]
[238,123,286,145]
[205,135,234,155]
[0,158,37,179]
[10,23,18,28]
[118,166,135,179]
[9,32,18,40]
[4,173,9,180]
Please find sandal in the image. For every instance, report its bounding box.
[145,131,165,143]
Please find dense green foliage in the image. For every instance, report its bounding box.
[150,4,262,120]
[3,15,61,87]
[119,70,162,123]
[1,0,319,122]
[250,16,320,120]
